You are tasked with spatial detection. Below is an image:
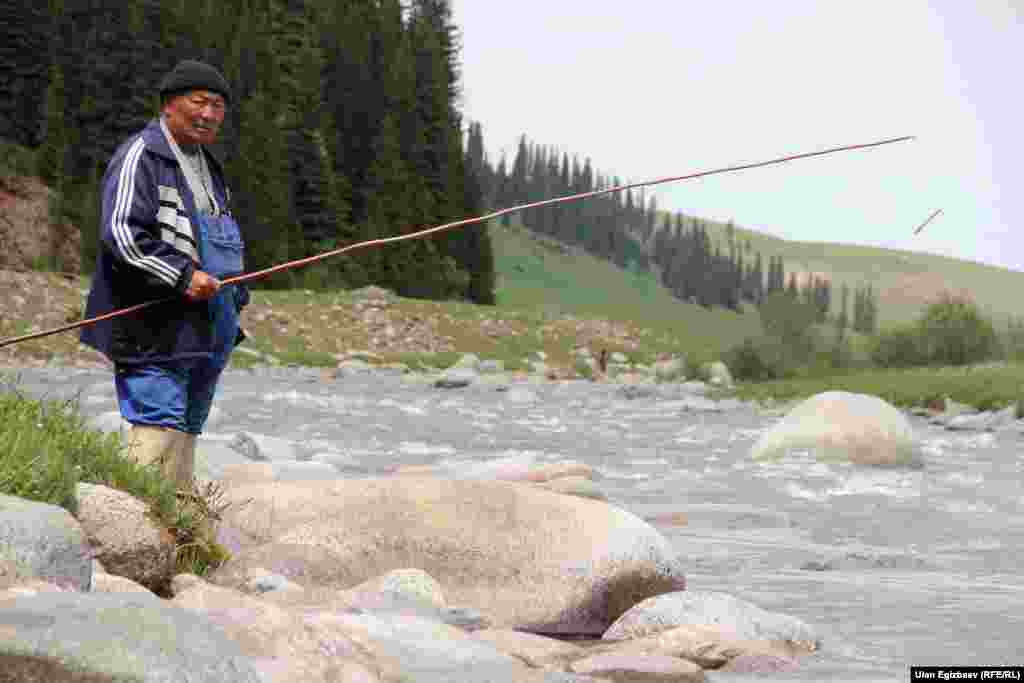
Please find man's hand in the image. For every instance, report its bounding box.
[185,270,222,301]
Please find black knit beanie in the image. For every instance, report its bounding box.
[158,60,232,105]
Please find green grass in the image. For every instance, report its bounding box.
[490,219,761,364]
[0,374,231,583]
[729,362,1024,414]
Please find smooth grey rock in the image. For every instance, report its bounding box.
[603,590,819,648]
[946,406,1017,432]
[449,354,481,371]
[245,570,301,594]
[322,610,532,682]
[352,568,446,608]
[679,380,711,395]
[435,368,478,389]
[228,431,302,462]
[751,391,921,467]
[436,605,490,631]
[74,484,174,594]
[479,359,505,374]
[0,592,264,682]
[0,495,92,592]
[616,383,657,400]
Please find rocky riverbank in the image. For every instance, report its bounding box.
[3,360,1024,681]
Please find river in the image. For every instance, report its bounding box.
[7,365,1024,681]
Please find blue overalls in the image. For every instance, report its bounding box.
[115,211,245,434]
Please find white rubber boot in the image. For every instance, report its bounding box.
[176,432,198,493]
[125,425,191,491]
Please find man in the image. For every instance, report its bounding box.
[81,59,248,493]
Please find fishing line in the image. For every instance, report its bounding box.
[0,135,914,349]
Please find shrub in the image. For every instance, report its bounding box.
[999,317,1024,362]
[724,336,802,381]
[759,290,819,361]
[917,294,998,366]
[0,140,38,179]
[871,325,927,368]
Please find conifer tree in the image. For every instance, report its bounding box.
[233,87,296,288]
[838,283,850,336]
[37,61,67,186]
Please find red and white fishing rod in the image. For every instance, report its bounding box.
[0,135,914,350]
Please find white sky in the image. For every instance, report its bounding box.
[450,1,1023,272]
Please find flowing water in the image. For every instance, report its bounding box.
[8,366,1024,681]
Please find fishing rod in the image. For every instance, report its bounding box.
[913,208,943,235]
[0,135,914,350]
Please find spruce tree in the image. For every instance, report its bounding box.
[838,283,850,337]
[37,61,67,186]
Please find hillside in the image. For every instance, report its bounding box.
[489,220,761,348]
[686,215,1024,328]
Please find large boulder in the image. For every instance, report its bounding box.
[171,577,384,683]
[0,494,92,592]
[751,391,922,466]
[0,592,264,682]
[214,477,686,634]
[471,629,586,669]
[593,622,803,670]
[569,652,703,681]
[603,591,819,651]
[74,483,176,593]
[395,453,595,484]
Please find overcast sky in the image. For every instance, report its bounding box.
[449,1,1022,272]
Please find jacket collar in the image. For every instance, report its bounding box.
[141,117,226,175]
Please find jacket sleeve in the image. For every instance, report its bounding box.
[100,138,195,294]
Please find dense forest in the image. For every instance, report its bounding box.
[0,0,877,328]
[0,0,496,302]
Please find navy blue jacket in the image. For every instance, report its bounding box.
[80,118,249,364]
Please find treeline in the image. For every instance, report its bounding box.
[0,0,496,303]
[467,133,657,272]
[466,132,880,328]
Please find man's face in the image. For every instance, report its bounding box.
[162,90,226,146]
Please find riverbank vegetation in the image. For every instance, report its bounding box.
[0,378,229,576]
[725,291,1024,414]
